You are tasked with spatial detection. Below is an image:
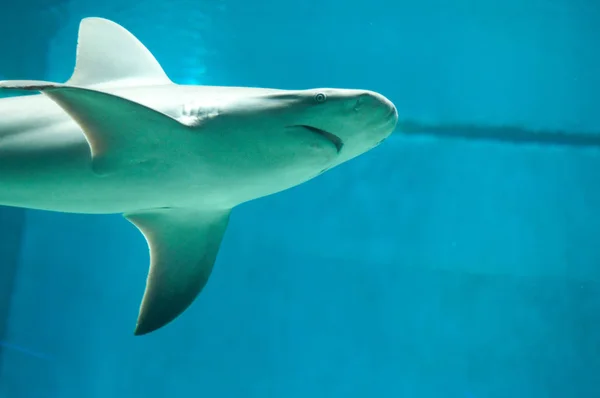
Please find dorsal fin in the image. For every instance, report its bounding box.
[66,17,172,88]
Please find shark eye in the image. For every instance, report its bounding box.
[314,93,327,103]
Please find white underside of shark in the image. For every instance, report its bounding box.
[0,17,398,335]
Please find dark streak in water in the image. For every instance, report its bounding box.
[395,120,600,149]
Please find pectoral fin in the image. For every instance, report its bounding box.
[0,81,191,175]
[124,207,231,336]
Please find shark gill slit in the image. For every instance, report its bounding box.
[291,124,344,153]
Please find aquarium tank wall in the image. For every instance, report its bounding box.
[0,0,599,397]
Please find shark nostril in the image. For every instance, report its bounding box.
[354,96,364,112]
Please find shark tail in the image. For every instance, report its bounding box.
[396,120,600,149]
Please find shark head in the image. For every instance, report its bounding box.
[181,86,398,195]
[253,88,399,166]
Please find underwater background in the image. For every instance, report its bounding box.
[1,0,599,397]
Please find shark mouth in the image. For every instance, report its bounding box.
[292,125,344,153]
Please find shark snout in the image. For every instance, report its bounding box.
[348,90,398,149]
[351,91,397,126]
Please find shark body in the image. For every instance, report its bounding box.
[0,18,398,335]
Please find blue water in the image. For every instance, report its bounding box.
[0,340,52,362]
[1,1,599,397]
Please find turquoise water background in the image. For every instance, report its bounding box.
[1,0,599,397]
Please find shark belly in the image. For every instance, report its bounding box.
[0,99,310,214]
[0,96,173,213]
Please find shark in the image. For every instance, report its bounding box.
[0,17,398,335]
